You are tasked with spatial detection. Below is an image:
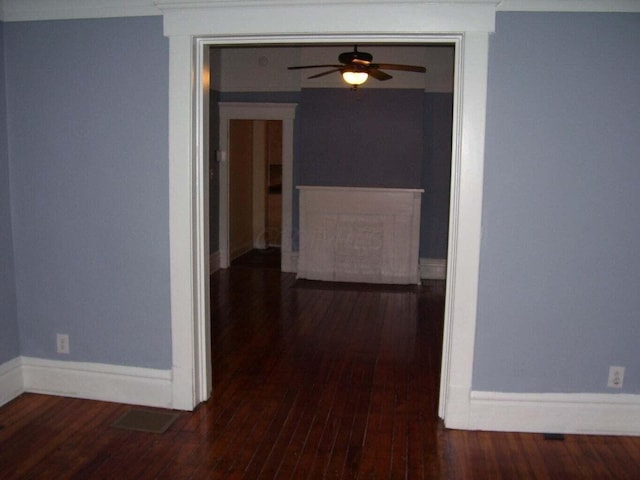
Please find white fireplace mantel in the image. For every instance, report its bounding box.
[297,186,423,285]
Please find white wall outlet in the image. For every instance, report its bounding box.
[607,366,625,388]
[56,334,70,354]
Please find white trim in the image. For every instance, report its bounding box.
[210,251,220,273]
[437,32,488,425]
[420,258,447,280]
[19,357,173,408]
[164,2,493,416]
[217,102,297,271]
[469,391,640,436]
[169,34,207,410]
[282,250,298,273]
[0,357,24,407]
[195,40,213,405]
[158,2,497,37]
[497,0,640,12]
[252,120,267,250]
[0,0,637,22]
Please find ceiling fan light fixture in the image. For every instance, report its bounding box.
[341,70,369,86]
[288,46,426,88]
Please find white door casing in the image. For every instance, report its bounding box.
[160,1,494,429]
[218,103,297,271]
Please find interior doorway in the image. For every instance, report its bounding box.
[228,119,283,262]
[179,31,491,423]
[214,44,456,412]
[218,103,297,271]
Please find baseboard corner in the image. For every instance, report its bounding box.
[0,357,25,407]
[210,251,220,273]
[419,257,447,280]
[281,250,298,273]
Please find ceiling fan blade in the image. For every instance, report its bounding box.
[308,68,342,79]
[351,58,372,66]
[288,64,342,70]
[372,63,426,73]
[368,68,393,81]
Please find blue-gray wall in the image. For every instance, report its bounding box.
[4,17,171,368]
[422,93,452,259]
[474,12,640,393]
[298,88,423,188]
[0,22,20,365]
[8,10,633,399]
[217,89,452,257]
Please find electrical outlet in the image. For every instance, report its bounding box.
[56,334,70,354]
[607,366,624,388]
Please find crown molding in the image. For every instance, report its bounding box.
[0,0,161,22]
[0,0,636,22]
[155,0,497,6]
[497,0,640,12]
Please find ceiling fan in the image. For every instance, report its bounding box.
[288,46,426,88]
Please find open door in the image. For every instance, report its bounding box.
[218,103,297,271]
[227,119,283,262]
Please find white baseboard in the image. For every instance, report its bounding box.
[210,251,220,274]
[441,384,471,429]
[6,354,640,436]
[0,357,24,407]
[286,254,441,280]
[468,391,640,436]
[419,258,447,280]
[230,242,253,262]
[282,250,298,273]
[20,356,173,409]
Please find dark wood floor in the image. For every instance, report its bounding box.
[2,250,640,478]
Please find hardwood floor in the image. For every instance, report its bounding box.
[2,252,640,478]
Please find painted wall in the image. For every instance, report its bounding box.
[421,92,453,259]
[474,12,640,393]
[0,22,20,365]
[218,88,451,257]
[5,17,171,368]
[215,46,453,260]
[298,88,423,189]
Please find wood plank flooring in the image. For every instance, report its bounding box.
[2,251,640,478]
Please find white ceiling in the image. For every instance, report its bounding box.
[214,44,455,92]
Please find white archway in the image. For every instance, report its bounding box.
[161,2,494,431]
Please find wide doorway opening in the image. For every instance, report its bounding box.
[203,41,457,418]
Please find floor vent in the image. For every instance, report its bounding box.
[111,409,180,434]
